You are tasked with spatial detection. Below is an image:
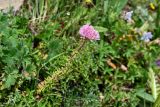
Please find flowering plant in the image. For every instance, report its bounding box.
[79,24,100,40]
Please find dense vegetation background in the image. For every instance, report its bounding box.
[0,0,160,106]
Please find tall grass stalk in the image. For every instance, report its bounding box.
[29,0,48,24]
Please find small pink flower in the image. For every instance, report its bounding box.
[79,24,100,40]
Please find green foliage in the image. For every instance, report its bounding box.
[0,0,160,106]
[136,89,155,103]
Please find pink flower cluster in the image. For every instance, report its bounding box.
[79,24,100,40]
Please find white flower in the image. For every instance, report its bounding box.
[141,32,153,42]
[124,11,133,22]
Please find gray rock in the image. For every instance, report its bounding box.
[0,0,24,12]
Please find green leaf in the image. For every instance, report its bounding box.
[48,39,63,58]
[136,89,155,102]
[148,68,157,100]
[154,94,160,107]
[94,26,108,33]
[115,0,128,15]
[106,0,128,15]
[140,21,149,32]
[4,74,17,88]
[103,0,109,14]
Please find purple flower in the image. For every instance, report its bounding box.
[124,11,133,22]
[156,59,160,67]
[141,32,153,42]
[79,24,100,40]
